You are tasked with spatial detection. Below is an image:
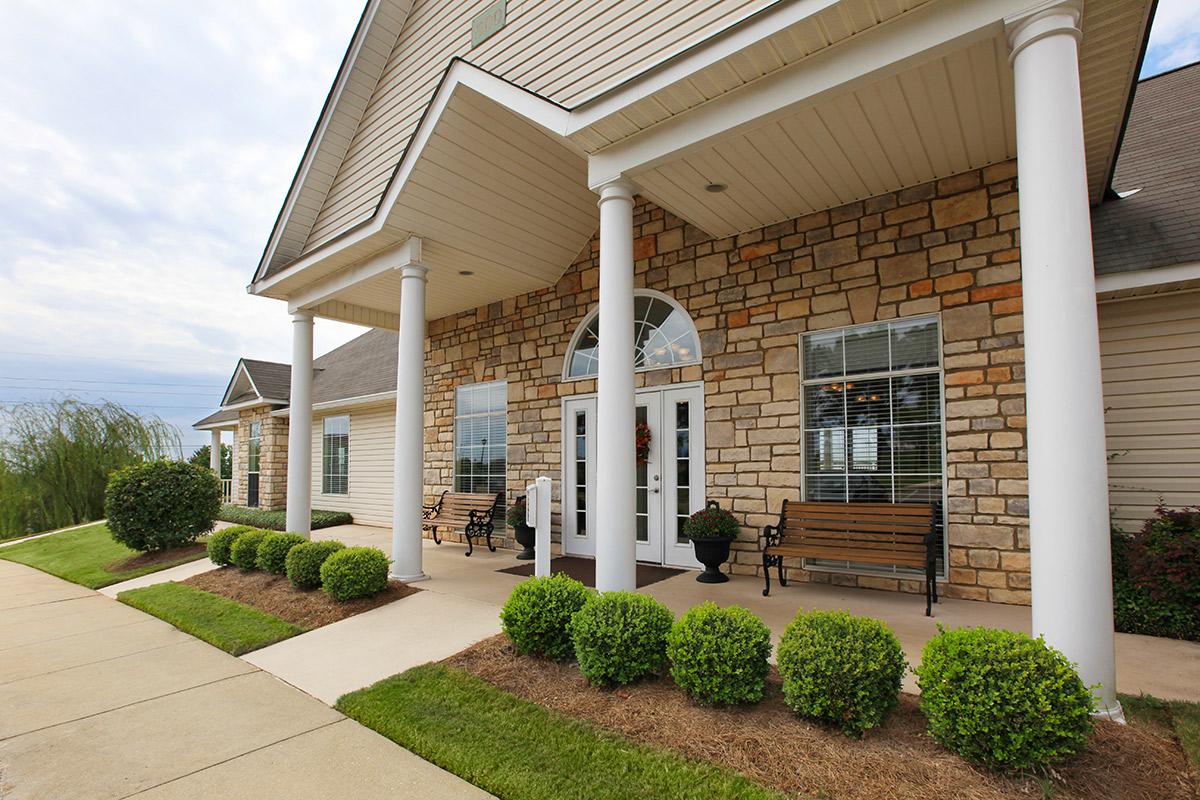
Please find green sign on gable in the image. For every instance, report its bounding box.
[471,0,506,49]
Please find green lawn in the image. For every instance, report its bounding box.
[1121,693,1200,770]
[118,582,303,655]
[0,523,208,589]
[337,664,782,800]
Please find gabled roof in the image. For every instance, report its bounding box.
[254,0,413,281]
[1092,61,1200,275]
[218,358,292,408]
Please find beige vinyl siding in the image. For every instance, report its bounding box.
[1100,290,1200,531]
[310,403,397,527]
[302,0,773,253]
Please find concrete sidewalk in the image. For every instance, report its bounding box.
[0,560,491,800]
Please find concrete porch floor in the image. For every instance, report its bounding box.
[313,523,1200,701]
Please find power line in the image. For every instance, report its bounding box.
[0,399,215,410]
[0,376,224,387]
[0,350,231,368]
[0,386,221,396]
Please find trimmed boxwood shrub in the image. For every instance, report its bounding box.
[320,547,390,601]
[500,574,591,661]
[569,591,674,687]
[666,602,771,705]
[285,540,345,589]
[256,532,307,574]
[217,505,352,531]
[915,627,1093,771]
[105,460,221,552]
[229,528,268,571]
[207,525,257,566]
[776,610,906,738]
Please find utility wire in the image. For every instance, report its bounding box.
[0,386,221,396]
[0,399,215,410]
[0,376,223,387]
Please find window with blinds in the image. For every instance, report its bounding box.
[322,415,349,495]
[800,316,946,574]
[454,381,507,522]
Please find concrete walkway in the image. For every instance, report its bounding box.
[0,560,491,800]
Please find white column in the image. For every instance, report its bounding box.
[391,265,429,582]
[1007,1,1120,720]
[209,429,221,475]
[594,179,637,593]
[285,311,314,537]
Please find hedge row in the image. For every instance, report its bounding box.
[500,575,1095,771]
[216,505,353,532]
[207,526,389,602]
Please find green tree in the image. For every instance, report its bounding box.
[0,400,179,539]
[189,443,232,479]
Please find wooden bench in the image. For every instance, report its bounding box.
[761,500,939,615]
[423,491,502,557]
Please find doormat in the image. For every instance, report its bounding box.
[497,557,686,588]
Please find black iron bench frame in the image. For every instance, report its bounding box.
[422,490,502,557]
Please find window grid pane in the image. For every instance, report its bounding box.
[800,316,945,575]
[453,381,507,527]
[567,295,699,378]
[322,415,349,495]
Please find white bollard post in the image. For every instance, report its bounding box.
[526,476,552,578]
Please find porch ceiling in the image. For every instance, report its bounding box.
[269,85,598,329]
[619,0,1151,239]
[633,33,1015,238]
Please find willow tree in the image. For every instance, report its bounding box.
[0,400,179,538]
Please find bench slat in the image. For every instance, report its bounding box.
[787,501,932,517]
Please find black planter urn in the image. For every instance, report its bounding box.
[513,523,536,560]
[691,537,731,583]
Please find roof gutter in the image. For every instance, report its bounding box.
[271,390,397,417]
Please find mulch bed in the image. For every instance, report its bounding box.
[497,556,685,588]
[446,635,1197,800]
[106,542,208,572]
[183,567,419,629]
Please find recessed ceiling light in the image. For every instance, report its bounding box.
[705,183,727,193]
[458,270,475,276]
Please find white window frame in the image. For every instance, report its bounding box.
[453,380,508,524]
[562,288,702,382]
[797,314,949,580]
[321,415,350,496]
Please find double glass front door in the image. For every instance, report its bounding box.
[562,383,704,569]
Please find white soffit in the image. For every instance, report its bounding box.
[633,33,1015,237]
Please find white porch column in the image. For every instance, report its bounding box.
[1007,1,1120,720]
[285,311,314,537]
[391,264,429,582]
[594,179,637,593]
[209,429,221,475]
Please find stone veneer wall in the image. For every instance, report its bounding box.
[234,406,289,511]
[422,161,1030,604]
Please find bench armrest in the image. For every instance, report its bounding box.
[762,523,782,549]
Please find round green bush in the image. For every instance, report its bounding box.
[777,610,906,738]
[915,627,1094,771]
[500,574,591,660]
[319,547,390,601]
[207,525,257,566]
[229,529,268,571]
[104,460,221,552]
[666,602,771,705]
[285,540,346,589]
[256,532,307,574]
[569,591,674,687]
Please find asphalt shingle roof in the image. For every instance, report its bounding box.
[1092,62,1200,275]
[240,359,292,401]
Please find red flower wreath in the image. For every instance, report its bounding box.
[635,422,652,464]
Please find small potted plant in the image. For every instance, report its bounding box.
[507,496,535,561]
[683,501,739,583]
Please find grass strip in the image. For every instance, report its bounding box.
[337,663,783,800]
[0,523,206,588]
[1121,693,1200,771]
[119,582,303,655]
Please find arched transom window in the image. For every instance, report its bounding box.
[565,291,701,380]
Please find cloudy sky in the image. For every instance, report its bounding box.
[0,1,1197,456]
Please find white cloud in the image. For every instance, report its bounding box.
[1142,0,1200,76]
[0,0,366,394]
